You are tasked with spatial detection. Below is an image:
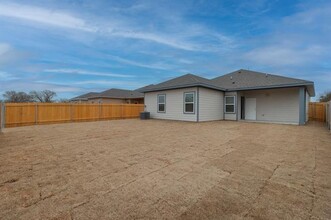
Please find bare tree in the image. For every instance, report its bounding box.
[30,90,57,103]
[319,91,331,102]
[3,91,34,103]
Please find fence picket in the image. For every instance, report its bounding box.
[309,102,326,122]
[3,103,144,128]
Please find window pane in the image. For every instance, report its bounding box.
[185,103,194,113]
[226,105,234,113]
[185,93,194,102]
[158,95,165,103]
[225,96,234,104]
[158,104,165,112]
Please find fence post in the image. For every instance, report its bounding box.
[0,103,5,132]
[70,104,73,122]
[99,103,101,120]
[35,103,38,125]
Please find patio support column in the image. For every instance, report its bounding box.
[299,87,305,125]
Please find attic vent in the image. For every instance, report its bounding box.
[238,71,241,73]
[232,81,235,84]
[265,73,268,77]
[230,76,233,80]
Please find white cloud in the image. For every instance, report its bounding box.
[0,71,20,81]
[0,43,30,67]
[111,31,199,51]
[0,3,235,52]
[44,69,135,78]
[0,43,11,55]
[106,54,175,70]
[0,81,82,93]
[0,3,95,32]
[72,80,143,87]
[243,45,324,66]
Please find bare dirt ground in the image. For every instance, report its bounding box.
[0,119,330,220]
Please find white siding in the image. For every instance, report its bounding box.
[145,87,197,121]
[242,88,300,124]
[305,90,310,122]
[198,87,223,121]
[224,91,237,120]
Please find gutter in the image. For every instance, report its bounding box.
[226,82,314,91]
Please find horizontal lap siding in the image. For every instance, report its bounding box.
[243,87,300,124]
[145,87,197,121]
[199,88,223,121]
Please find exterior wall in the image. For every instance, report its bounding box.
[224,91,237,121]
[145,87,198,121]
[241,87,300,124]
[305,90,310,122]
[198,87,224,121]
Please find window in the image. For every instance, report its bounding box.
[184,92,195,114]
[157,94,166,113]
[225,96,235,113]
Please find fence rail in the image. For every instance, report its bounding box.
[1,103,144,128]
[309,102,326,122]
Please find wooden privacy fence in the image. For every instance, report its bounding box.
[1,103,144,128]
[309,102,326,122]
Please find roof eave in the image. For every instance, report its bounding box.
[226,82,315,96]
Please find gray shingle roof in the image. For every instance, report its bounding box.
[71,92,99,101]
[212,69,313,90]
[140,69,315,96]
[135,84,155,92]
[90,88,144,99]
[139,73,224,92]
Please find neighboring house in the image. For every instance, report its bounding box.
[71,88,144,104]
[70,92,99,103]
[140,69,315,125]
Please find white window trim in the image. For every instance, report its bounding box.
[157,94,166,113]
[225,95,236,114]
[184,92,195,114]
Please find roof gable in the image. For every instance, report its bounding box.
[140,73,224,92]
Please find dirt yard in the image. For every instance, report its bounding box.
[0,119,330,219]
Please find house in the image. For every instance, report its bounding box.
[71,88,144,104]
[140,69,315,125]
[70,92,99,103]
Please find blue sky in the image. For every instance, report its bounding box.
[0,0,330,100]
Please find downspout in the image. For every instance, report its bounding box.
[197,87,199,122]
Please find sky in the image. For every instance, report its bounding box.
[0,0,330,100]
